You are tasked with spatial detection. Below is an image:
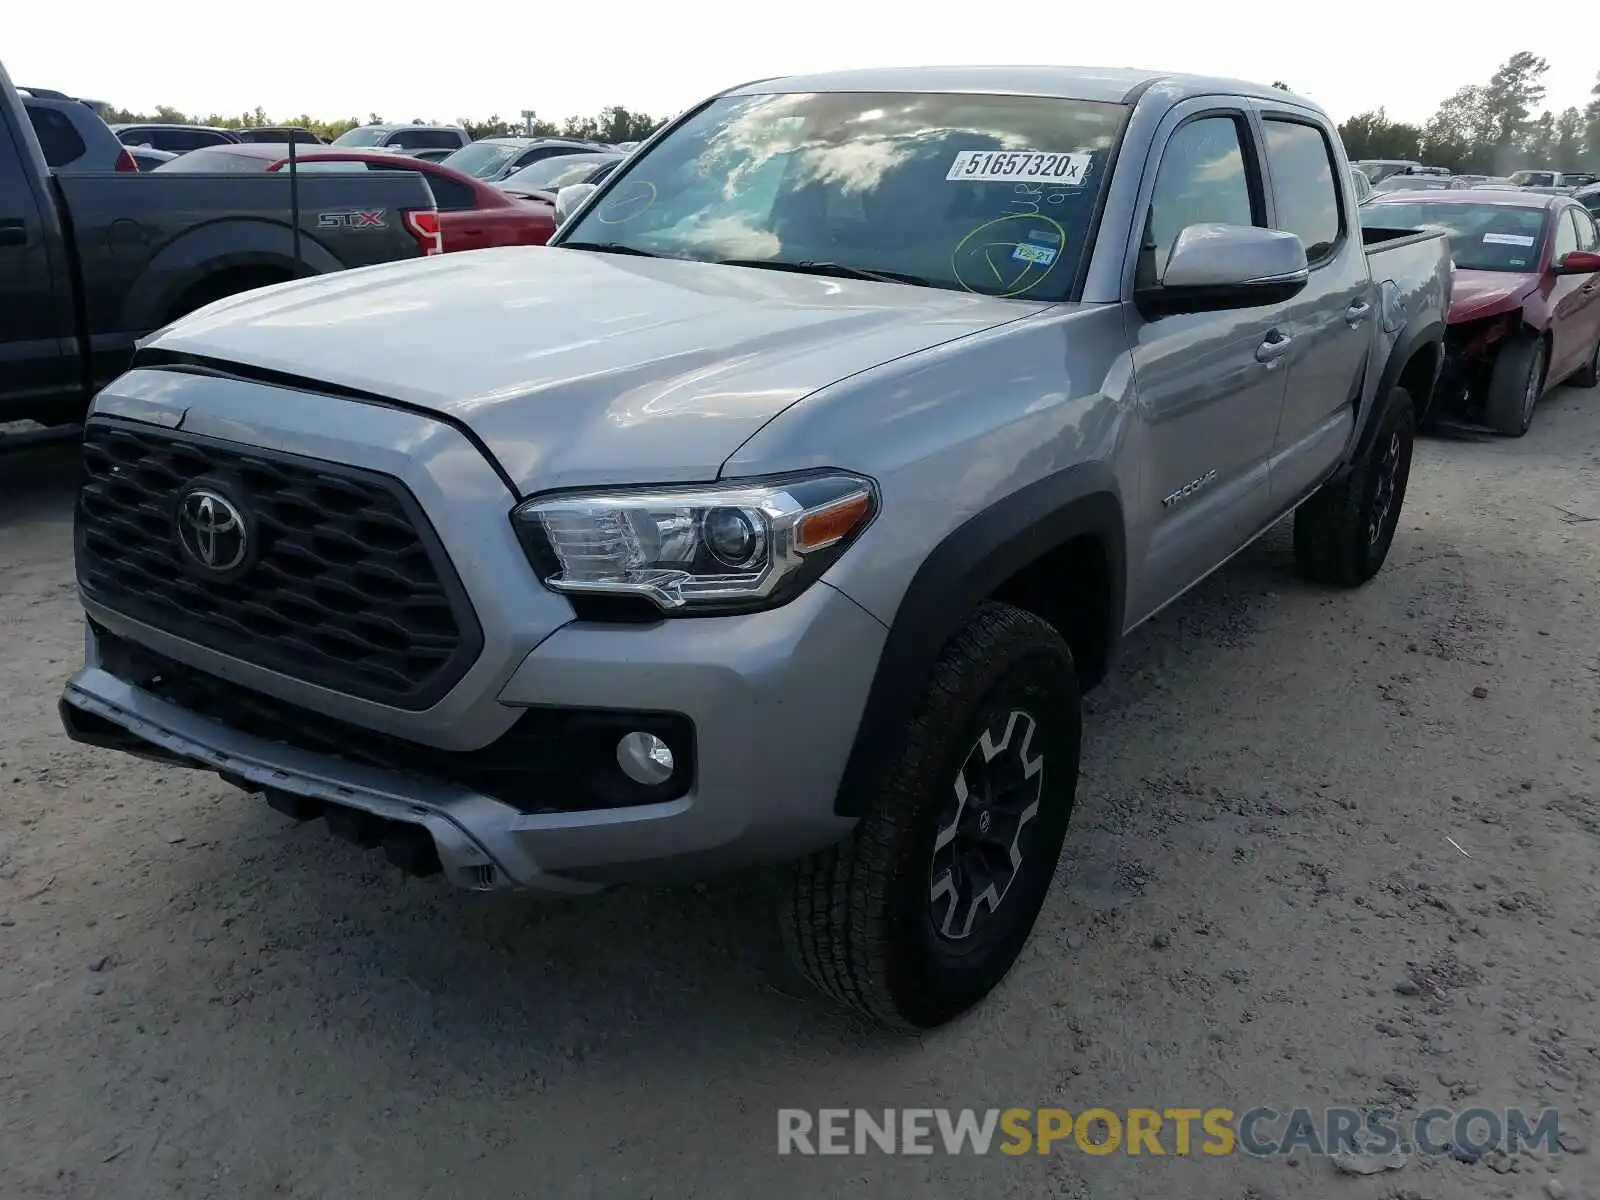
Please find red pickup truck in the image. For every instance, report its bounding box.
[258,148,557,251]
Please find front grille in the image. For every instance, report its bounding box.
[76,419,482,711]
[93,627,694,814]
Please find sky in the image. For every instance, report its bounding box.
[9,1,1597,128]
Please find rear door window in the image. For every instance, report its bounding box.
[25,105,87,167]
[1262,118,1343,262]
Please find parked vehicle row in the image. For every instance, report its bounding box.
[58,65,1455,1032]
[113,122,327,153]
[0,60,441,428]
[437,136,611,181]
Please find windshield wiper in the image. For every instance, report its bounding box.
[560,241,665,258]
[716,258,933,287]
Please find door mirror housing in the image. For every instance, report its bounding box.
[1137,223,1310,317]
[553,183,598,226]
[1553,249,1600,275]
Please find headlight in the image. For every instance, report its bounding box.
[511,472,877,614]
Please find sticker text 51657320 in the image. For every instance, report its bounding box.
[947,151,1093,186]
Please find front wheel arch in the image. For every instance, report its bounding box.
[832,465,1123,819]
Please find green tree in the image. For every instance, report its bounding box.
[1586,71,1600,168]
[1421,84,1492,171]
[1481,51,1549,166]
[1338,109,1422,161]
[1554,107,1584,166]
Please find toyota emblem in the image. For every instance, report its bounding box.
[176,487,250,573]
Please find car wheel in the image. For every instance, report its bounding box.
[1484,334,1546,436]
[783,602,1080,1030]
[1293,385,1416,588]
[1570,335,1600,389]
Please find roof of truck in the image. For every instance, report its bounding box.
[724,65,1313,108]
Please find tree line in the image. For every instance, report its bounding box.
[1335,53,1600,175]
[94,54,1600,173]
[97,102,664,144]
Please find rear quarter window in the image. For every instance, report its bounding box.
[25,104,87,167]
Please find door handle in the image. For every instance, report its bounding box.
[1255,331,1292,364]
[1345,299,1373,325]
[0,218,26,248]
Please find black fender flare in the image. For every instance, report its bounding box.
[122,220,339,329]
[833,462,1125,817]
[1355,318,1444,463]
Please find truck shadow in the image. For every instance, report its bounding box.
[92,518,1434,1070]
[0,434,82,526]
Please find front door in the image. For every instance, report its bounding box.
[1552,206,1600,379]
[1258,112,1369,507]
[0,119,77,416]
[1124,105,1292,623]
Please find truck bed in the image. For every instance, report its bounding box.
[52,169,437,395]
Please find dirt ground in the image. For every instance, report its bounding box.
[2,391,1599,1200]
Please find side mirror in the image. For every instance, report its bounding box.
[1554,250,1600,275]
[1137,224,1309,317]
[553,183,597,226]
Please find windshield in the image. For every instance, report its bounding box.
[1365,201,1547,271]
[440,141,521,179]
[502,154,619,192]
[558,90,1129,300]
[332,127,389,147]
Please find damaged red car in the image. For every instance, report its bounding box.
[1363,191,1600,435]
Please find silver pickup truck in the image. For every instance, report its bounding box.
[60,66,1451,1031]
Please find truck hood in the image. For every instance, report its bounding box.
[151,247,1046,494]
[1449,270,1540,324]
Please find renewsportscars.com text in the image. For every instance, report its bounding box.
[777,1106,1564,1157]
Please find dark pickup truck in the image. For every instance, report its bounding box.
[0,60,441,427]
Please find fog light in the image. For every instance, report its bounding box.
[616,731,675,786]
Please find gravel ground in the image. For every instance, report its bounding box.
[2,392,1599,1200]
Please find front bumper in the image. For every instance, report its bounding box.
[60,578,882,894]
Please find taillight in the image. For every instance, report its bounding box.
[114,146,139,173]
[403,209,443,256]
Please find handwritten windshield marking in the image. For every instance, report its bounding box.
[950,214,1069,298]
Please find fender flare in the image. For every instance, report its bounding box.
[122,220,339,328]
[1354,317,1444,464]
[833,462,1125,817]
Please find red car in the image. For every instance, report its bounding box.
[265,149,556,253]
[1364,190,1600,435]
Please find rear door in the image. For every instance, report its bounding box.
[1123,101,1291,621]
[1257,109,1370,507]
[0,114,78,413]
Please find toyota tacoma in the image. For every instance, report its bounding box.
[61,66,1451,1030]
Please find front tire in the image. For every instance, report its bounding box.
[1484,334,1546,436]
[1293,385,1416,588]
[783,602,1081,1030]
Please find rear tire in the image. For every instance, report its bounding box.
[1570,336,1600,389]
[1484,334,1546,436]
[782,602,1081,1030]
[1293,385,1415,588]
